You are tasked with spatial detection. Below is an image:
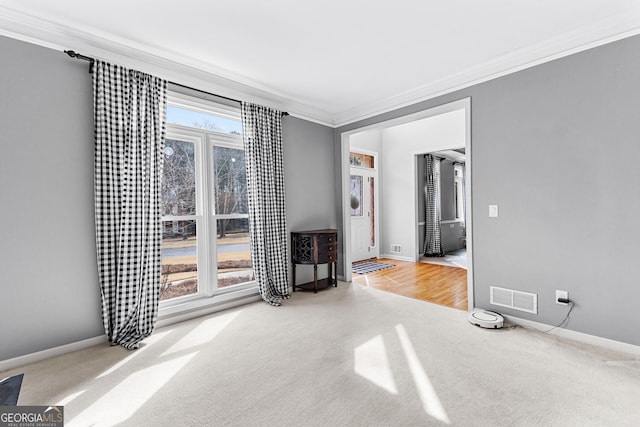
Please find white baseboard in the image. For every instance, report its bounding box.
[0,335,108,373]
[1,294,262,373]
[380,253,414,262]
[502,314,640,356]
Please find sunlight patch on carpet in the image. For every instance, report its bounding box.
[162,309,242,357]
[354,335,398,394]
[96,330,172,379]
[396,324,450,424]
[68,353,197,427]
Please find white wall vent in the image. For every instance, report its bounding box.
[490,286,537,314]
[390,244,402,254]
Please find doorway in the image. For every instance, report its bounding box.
[350,149,379,263]
[419,149,467,270]
[341,98,473,311]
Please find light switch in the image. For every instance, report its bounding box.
[489,205,499,218]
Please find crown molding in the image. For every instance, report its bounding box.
[332,9,640,127]
[0,5,335,126]
[2,5,640,128]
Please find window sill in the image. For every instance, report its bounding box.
[157,285,261,328]
[440,219,465,224]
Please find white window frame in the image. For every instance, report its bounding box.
[454,163,465,221]
[159,92,258,314]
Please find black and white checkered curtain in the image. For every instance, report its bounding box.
[93,60,167,349]
[423,154,445,257]
[241,102,290,306]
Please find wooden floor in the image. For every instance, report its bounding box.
[352,258,468,310]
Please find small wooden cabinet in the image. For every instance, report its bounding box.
[291,229,338,293]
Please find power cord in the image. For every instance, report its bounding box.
[502,300,575,333]
[540,300,574,333]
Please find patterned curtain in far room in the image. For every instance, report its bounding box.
[423,154,445,257]
[93,60,167,349]
[241,102,290,306]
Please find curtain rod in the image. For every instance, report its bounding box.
[64,50,289,116]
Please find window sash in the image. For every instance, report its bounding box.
[161,118,254,306]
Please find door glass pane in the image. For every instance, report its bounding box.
[213,146,247,215]
[216,218,254,287]
[162,139,196,216]
[350,175,363,217]
[161,220,197,300]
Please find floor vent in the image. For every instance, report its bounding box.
[490,286,537,314]
[390,244,402,254]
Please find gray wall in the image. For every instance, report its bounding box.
[336,35,640,346]
[283,116,338,284]
[0,36,103,361]
[0,35,338,361]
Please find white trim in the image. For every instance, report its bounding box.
[440,219,464,224]
[168,92,241,121]
[503,315,640,357]
[2,5,640,127]
[0,291,262,372]
[0,336,107,372]
[331,12,640,126]
[0,6,334,126]
[157,293,261,328]
[463,101,474,311]
[380,254,414,262]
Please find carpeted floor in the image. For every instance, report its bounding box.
[2,282,639,426]
[352,260,395,274]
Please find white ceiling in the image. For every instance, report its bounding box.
[2,1,640,126]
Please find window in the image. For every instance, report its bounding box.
[160,93,254,302]
[350,152,375,168]
[454,164,465,221]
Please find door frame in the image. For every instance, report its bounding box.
[340,97,474,311]
[349,147,380,262]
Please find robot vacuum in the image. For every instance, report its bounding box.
[468,309,504,329]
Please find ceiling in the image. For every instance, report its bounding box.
[2,1,640,127]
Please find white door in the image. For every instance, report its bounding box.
[350,167,377,262]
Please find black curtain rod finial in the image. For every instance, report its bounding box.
[64,49,95,73]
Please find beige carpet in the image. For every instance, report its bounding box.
[2,282,640,426]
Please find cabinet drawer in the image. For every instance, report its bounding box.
[317,233,337,245]
[318,251,338,263]
[319,243,337,253]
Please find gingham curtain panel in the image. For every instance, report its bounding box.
[93,60,167,349]
[241,102,290,306]
[424,154,445,257]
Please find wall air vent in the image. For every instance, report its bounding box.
[390,244,402,254]
[490,286,537,314]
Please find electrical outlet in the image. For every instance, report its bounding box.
[556,290,568,305]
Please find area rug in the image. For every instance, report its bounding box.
[352,260,395,274]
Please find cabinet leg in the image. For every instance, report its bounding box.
[313,264,318,293]
[333,262,337,287]
[292,263,296,292]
